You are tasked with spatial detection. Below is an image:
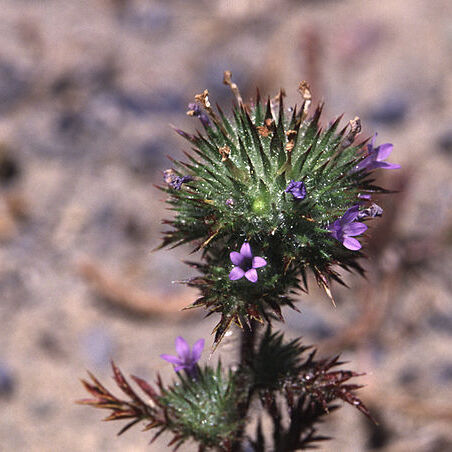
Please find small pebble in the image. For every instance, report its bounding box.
[56,111,85,138]
[129,139,169,174]
[80,328,114,368]
[31,400,56,419]
[437,129,452,155]
[436,362,452,383]
[0,60,29,114]
[367,96,408,125]
[0,361,15,399]
[285,306,335,340]
[397,366,419,386]
[427,311,452,335]
[115,89,184,116]
[0,150,21,187]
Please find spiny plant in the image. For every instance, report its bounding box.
[78,71,399,451]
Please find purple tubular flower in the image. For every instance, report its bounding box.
[229,242,267,283]
[160,336,204,377]
[353,134,400,172]
[328,205,368,251]
[285,180,307,200]
[187,103,211,128]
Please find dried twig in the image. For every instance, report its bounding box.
[78,259,196,317]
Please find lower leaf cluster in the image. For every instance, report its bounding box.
[79,329,371,451]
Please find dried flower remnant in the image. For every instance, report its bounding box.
[358,203,383,219]
[328,205,368,251]
[160,336,204,377]
[186,102,210,128]
[229,242,267,283]
[257,118,274,137]
[339,116,362,151]
[298,80,312,120]
[223,70,243,104]
[163,169,193,190]
[219,145,231,162]
[353,134,400,172]
[285,180,307,200]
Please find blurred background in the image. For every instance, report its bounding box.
[0,0,451,450]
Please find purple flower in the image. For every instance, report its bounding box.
[353,134,400,172]
[328,205,368,251]
[163,169,193,190]
[187,103,211,128]
[229,242,267,283]
[285,180,307,200]
[160,336,204,377]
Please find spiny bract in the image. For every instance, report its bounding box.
[160,364,243,450]
[160,74,396,346]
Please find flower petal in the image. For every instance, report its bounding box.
[240,242,253,259]
[245,268,258,283]
[284,180,295,193]
[230,251,244,266]
[368,133,377,150]
[229,267,245,280]
[175,336,190,359]
[341,205,360,224]
[358,193,371,200]
[343,222,367,236]
[173,364,186,372]
[191,339,205,362]
[343,236,362,250]
[376,143,393,161]
[252,256,267,268]
[160,354,183,366]
[374,161,401,170]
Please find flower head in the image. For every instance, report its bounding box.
[229,242,267,283]
[160,336,204,377]
[328,205,368,251]
[285,180,307,200]
[353,134,400,172]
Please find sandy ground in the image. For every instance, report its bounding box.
[0,0,452,451]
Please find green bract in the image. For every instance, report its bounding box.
[161,79,384,345]
[160,364,242,450]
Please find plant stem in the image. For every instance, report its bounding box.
[231,320,259,452]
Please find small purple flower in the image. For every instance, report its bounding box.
[328,205,368,251]
[187,103,211,128]
[285,180,307,200]
[172,175,193,190]
[353,134,400,172]
[160,336,204,377]
[229,242,267,283]
[163,169,193,190]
